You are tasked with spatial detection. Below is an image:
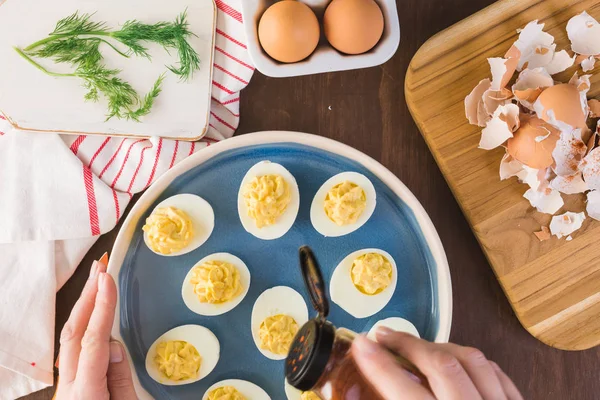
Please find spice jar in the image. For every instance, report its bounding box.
[286,246,426,400]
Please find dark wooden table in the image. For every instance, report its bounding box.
[23,0,600,399]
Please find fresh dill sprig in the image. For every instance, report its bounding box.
[23,10,200,80]
[51,12,109,36]
[127,73,166,121]
[14,10,199,120]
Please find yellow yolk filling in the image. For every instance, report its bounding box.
[258,314,299,355]
[324,181,366,226]
[206,386,247,400]
[142,207,194,255]
[190,260,242,304]
[243,175,291,228]
[301,391,321,400]
[154,340,201,381]
[351,253,392,295]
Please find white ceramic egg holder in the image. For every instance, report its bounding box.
[240,0,401,77]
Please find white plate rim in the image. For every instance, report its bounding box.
[107,131,453,399]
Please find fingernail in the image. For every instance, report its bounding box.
[98,273,109,292]
[110,341,124,363]
[376,326,394,337]
[354,335,380,356]
[89,261,99,280]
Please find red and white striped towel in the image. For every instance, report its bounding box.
[0,1,254,398]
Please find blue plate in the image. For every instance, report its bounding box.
[109,132,452,400]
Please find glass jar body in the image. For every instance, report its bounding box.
[309,328,383,400]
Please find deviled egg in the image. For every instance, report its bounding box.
[182,252,251,316]
[251,286,309,360]
[330,249,398,318]
[238,161,300,240]
[142,193,215,256]
[203,379,271,400]
[367,317,420,341]
[145,324,220,385]
[310,172,376,237]
[284,379,320,400]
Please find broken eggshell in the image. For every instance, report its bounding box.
[567,11,600,56]
[582,147,600,190]
[513,20,574,73]
[499,153,524,180]
[465,78,492,126]
[552,128,588,176]
[479,104,520,150]
[534,84,588,130]
[549,211,586,239]
[506,115,560,169]
[523,187,564,215]
[581,56,597,72]
[586,190,600,220]
[512,68,554,110]
[550,173,588,194]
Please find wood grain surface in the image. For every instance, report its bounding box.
[406,0,600,352]
[21,0,600,399]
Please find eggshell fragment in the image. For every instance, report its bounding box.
[566,11,600,56]
[550,173,588,194]
[552,128,587,176]
[589,99,600,118]
[489,46,521,91]
[545,50,576,75]
[507,116,560,169]
[465,79,492,126]
[482,88,513,117]
[499,153,524,180]
[534,226,551,241]
[479,104,520,150]
[523,187,564,214]
[514,20,555,71]
[586,190,600,220]
[549,211,586,239]
[581,56,596,72]
[534,84,587,130]
[512,68,554,109]
[581,147,600,190]
[517,166,546,191]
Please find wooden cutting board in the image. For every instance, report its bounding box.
[406,0,600,351]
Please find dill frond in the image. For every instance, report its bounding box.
[127,73,166,121]
[51,12,108,36]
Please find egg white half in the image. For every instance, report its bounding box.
[202,379,271,400]
[367,317,420,341]
[251,286,309,360]
[145,324,220,386]
[310,172,376,237]
[182,253,251,316]
[143,193,215,257]
[330,249,398,319]
[237,161,300,240]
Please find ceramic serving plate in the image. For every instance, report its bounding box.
[108,131,452,399]
[0,0,215,140]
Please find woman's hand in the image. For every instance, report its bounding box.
[352,328,523,400]
[55,258,137,400]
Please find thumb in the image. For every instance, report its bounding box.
[107,341,138,399]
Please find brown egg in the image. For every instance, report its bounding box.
[535,84,587,129]
[258,1,320,63]
[507,116,560,169]
[324,0,384,55]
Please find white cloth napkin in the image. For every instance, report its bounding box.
[0,1,254,398]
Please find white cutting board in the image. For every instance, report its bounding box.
[0,0,216,140]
